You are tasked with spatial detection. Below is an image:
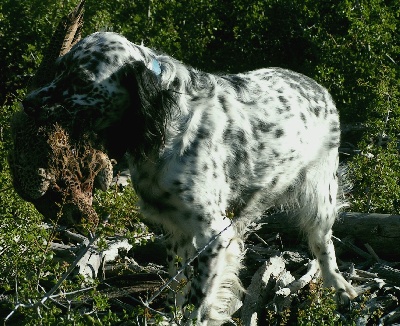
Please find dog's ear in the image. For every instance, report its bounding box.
[99,61,175,161]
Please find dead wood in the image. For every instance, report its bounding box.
[76,237,133,279]
[370,264,400,285]
[32,211,400,324]
[6,216,399,324]
[260,212,400,260]
[335,212,400,260]
[275,259,319,298]
[241,256,286,326]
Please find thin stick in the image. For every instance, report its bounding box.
[102,282,169,318]
[332,235,372,260]
[364,243,381,263]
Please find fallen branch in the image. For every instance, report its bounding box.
[370,264,400,284]
[241,256,286,326]
[275,259,319,297]
[76,237,133,279]
[261,212,400,259]
[332,236,372,260]
[364,243,381,263]
[335,212,400,260]
[379,305,400,325]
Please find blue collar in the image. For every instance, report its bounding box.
[151,59,162,76]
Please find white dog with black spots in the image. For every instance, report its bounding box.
[22,32,357,325]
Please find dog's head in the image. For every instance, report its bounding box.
[12,31,175,229]
[24,33,133,128]
[23,32,173,160]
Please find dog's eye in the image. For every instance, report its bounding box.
[72,71,93,90]
[74,77,88,88]
[71,75,91,90]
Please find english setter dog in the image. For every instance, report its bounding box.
[22,32,357,324]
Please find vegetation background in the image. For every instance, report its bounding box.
[0,0,398,324]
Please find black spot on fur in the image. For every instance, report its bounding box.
[173,180,182,187]
[328,140,339,149]
[223,127,233,142]
[279,96,288,106]
[258,120,275,133]
[197,126,211,140]
[221,74,248,93]
[172,77,181,88]
[275,129,284,138]
[331,124,340,133]
[237,130,247,145]
[218,95,228,113]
